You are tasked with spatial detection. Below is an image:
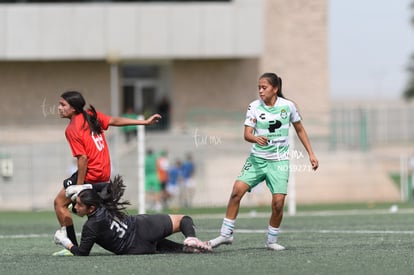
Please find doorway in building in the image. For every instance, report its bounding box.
[122,65,170,131]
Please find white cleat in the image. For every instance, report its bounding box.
[183,237,212,253]
[208,235,234,248]
[266,242,286,251]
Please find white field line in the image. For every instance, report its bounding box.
[218,229,414,234]
[0,233,50,239]
[192,208,414,220]
[2,208,414,239]
[2,228,414,240]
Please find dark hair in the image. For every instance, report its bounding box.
[259,73,285,98]
[61,91,103,134]
[77,175,130,221]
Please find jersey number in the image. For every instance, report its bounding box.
[110,220,126,238]
[243,162,252,171]
[92,134,105,151]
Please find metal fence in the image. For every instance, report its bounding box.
[330,103,414,151]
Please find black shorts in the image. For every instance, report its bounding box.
[63,172,109,191]
[127,214,173,254]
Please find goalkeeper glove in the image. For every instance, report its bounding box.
[65,184,93,202]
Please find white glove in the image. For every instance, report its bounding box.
[54,228,73,249]
[66,184,93,201]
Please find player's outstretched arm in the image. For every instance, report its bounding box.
[109,114,161,126]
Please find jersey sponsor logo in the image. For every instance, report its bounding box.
[92,133,105,151]
[267,139,286,145]
[268,120,282,132]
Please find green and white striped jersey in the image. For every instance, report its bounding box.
[244,97,301,160]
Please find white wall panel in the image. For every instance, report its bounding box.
[201,5,234,57]
[0,8,6,57]
[38,6,74,59]
[235,0,263,56]
[6,6,41,59]
[106,5,138,58]
[137,5,171,58]
[170,5,202,57]
[0,0,263,60]
[71,6,106,58]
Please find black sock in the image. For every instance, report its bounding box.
[180,216,196,238]
[66,225,78,246]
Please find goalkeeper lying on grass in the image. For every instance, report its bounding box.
[53,176,212,256]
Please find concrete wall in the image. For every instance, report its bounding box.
[171,58,259,127]
[0,61,111,126]
[261,0,330,136]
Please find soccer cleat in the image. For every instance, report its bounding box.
[265,242,286,251]
[208,235,233,248]
[52,248,73,256]
[183,237,212,253]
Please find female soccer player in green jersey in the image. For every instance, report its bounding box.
[209,72,319,251]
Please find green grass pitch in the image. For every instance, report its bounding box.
[1,203,414,275]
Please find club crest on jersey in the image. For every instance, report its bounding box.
[280,109,287,119]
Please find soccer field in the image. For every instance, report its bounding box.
[1,204,414,275]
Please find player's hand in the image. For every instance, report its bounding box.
[256,136,268,146]
[146,114,162,125]
[65,184,93,201]
[310,156,319,171]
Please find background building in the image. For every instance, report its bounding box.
[1,0,407,210]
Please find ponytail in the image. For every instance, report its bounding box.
[82,105,103,135]
[100,175,130,221]
[78,175,130,221]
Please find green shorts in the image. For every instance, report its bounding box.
[237,155,290,194]
[145,174,161,192]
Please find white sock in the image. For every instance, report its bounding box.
[267,225,280,244]
[220,218,235,237]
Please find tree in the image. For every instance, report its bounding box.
[404,2,414,100]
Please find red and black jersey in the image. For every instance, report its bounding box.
[65,111,111,183]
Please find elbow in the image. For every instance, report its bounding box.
[78,155,88,162]
[244,134,253,143]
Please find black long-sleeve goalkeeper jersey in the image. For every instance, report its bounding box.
[70,207,137,256]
